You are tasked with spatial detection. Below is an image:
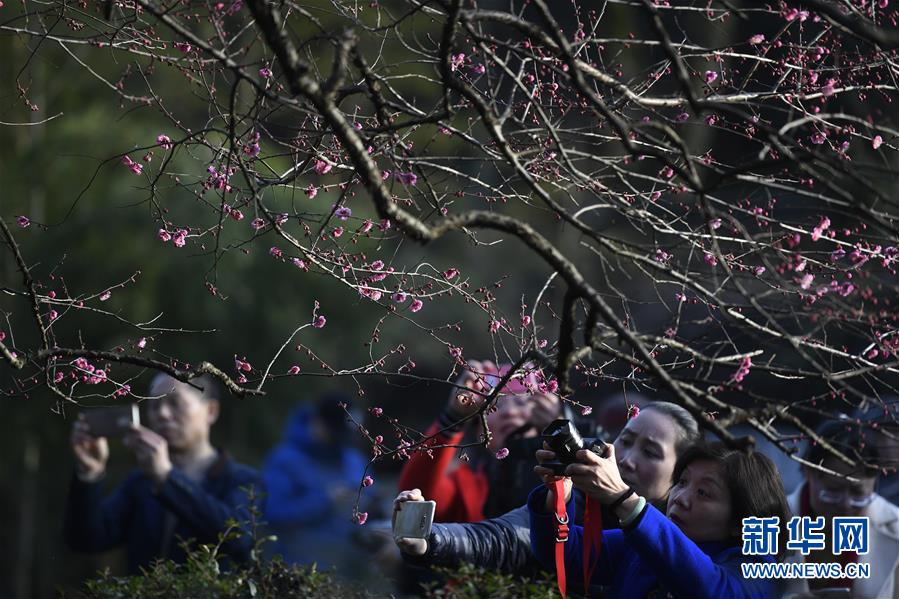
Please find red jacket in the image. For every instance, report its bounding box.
[398,422,489,523]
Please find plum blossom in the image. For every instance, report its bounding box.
[362,475,374,487]
[704,70,718,84]
[627,405,640,420]
[873,135,884,150]
[354,511,368,525]
[251,218,266,230]
[137,337,147,349]
[121,155,143,175]
[409,298,423,312]
[703,252,718,267]
[235,357,252,372]
[581,405,593,416]
[305,184,318,198]
[269,246,282,258]
[749,34,765,44]
[443,268,459,280]
[334,206,352,220]
[172,229,187,248]
[799,273,815,290]
[313,159,333,175]
[395,171,417,186]
[16,216,30,228]
[313,315,327,328]
[230,209,245,221]
[331,226,344,238]
[450,53,465,71]
[156,134,172,150]
[287,365,301,375]
[157,228,172,242]
[731,356,752,383]
[259,67,272,78]
[495,448,510,460]
[392,292,408,303]
[811,216,831,241]
[99,291,111,301]
[359,220,374,233]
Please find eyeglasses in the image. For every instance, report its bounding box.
[817,488,876,508]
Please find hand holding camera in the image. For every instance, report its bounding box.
[535,419,631,508]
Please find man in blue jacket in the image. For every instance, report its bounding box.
[65,373,262,573]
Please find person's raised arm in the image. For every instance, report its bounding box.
[65,418,134,553]
[397,360,497,520]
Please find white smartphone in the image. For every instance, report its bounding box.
[393,500,436,539]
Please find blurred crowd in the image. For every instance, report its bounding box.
[64,364,899,598]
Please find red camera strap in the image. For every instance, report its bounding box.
[550,480,603,598]
[551,479,569,598]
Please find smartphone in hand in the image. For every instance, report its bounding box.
[393,500,436,540]
[82,405,140,438]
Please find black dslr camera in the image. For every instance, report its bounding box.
[541,419,608,475]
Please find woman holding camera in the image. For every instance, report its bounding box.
[394,402,702,581]
[529,442,790,598]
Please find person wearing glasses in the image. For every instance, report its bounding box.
[783,419,899,599]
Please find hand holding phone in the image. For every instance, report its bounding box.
[71,416,111,482]
[392,489,435,556]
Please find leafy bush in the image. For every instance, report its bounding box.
[70,522,558,598]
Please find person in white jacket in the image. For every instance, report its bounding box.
[782,420,899,599]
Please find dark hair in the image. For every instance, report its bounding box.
[150,372,221,403]
[640,401,702,457]
[673,443,791,559]
[803,419,879,477]
[315,391,352,434]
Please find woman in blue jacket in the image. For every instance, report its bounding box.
[530,442,790,599]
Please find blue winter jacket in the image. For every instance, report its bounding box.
[65,454,262,574]
[262,405,367,563]
[528,486,777,599]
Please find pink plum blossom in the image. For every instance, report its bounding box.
[313,159,333,175]
[873,135,884,149]
[16,216,30,228]
[409,298,423,312]
[313,315,327,328]
[495,448,510,460]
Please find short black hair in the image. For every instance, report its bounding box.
[673,443,791,560]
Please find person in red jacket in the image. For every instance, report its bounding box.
[398,360,560,523]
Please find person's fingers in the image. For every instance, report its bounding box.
[575,449,603,465]
[564,463,596,477]
[395,537,428,556]
[535,449,555,463]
